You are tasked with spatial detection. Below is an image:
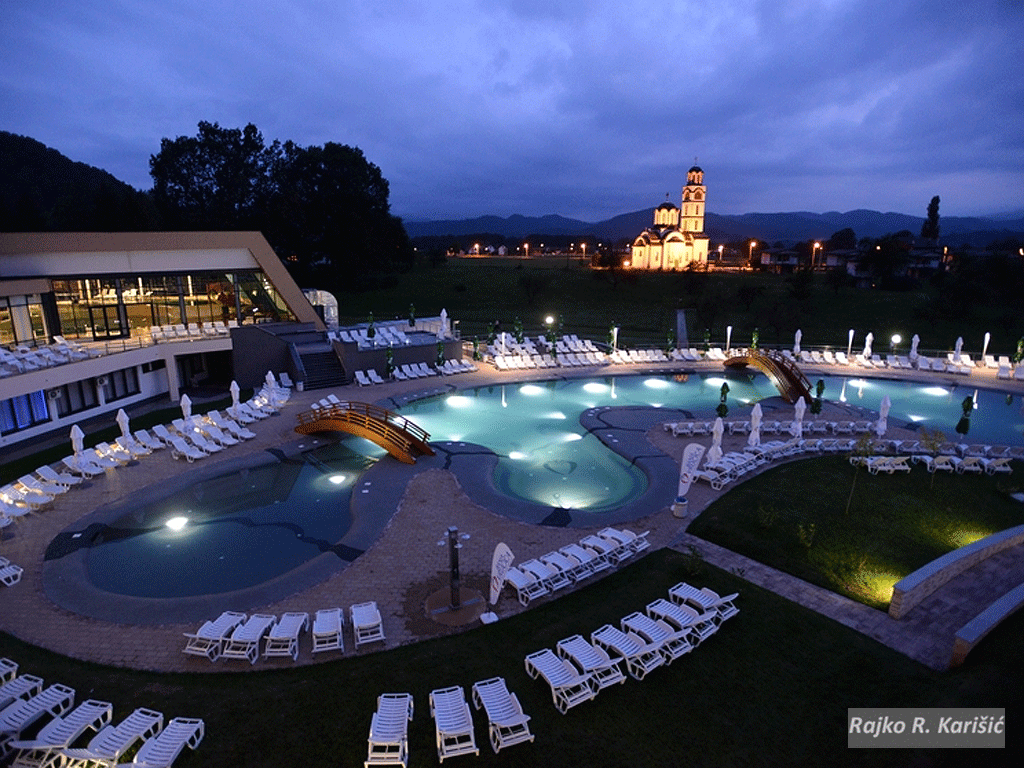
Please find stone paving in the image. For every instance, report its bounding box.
[0,357,1021,673]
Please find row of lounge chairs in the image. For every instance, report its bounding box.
[608,348,669,364]
[183,602,385,663]
[149,321,234,342]
[366,677,534,766]
[503,528,650,606]
[525,582,738,713]
[0,338,102,378]
[853,452,1015,476]
[0,657,203,767]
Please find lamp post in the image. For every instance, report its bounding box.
[812,241,821,270]
[748,240,756,268]
[891,334,901,355]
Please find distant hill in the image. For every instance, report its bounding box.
[0,131,157,231]
[407,207,1024,246]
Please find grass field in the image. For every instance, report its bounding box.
[1,548,1019,767]
[687,457,1024,610]
[333,257,1020,360]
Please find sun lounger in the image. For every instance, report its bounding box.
[555,635,626,690]
[649,597,720,642]
[524,648,597,713]
[519,559,571,591]
[913,454,957,473]
[559,542,610,576]
[0,660,15,686]
[980,457,1013,475]
[61,455,103,479]
[471,677,533,754]
[351,601,385,648]
[35,465,82,488]
[429,686,478,762]
[95,442,133,465]
[580,534,626,565]
[312,608,345,653]
[59,707,163,768]
[620,612,694,662]
[130,716,204,768]
[6,698,112,768]
[167,436,206,463]
[599,527,650,556]
[116,434,151,457]
[263,612,309,661]
[17,474,67,498]
[221,614,278,664]
[207,412,256,440]
[365,693,413,768]
[590,624,665,680]
[668,582,739,621]
[0,683,75,743]
[503,566,549,606]
[0,674,42,712]
[182,611,247,661]
[1,564,23,587]
[133,430,166,451]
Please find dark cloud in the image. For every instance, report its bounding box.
[2,0,1021,221]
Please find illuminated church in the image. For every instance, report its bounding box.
[628,165,710,270]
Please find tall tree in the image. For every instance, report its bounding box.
[920,195,940,243]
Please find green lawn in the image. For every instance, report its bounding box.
[688,457,1024,609]
[332,257,1020,359]
[1,549,1019,766]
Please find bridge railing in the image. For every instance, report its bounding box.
[295,401,432,447]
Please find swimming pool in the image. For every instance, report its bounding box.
[53,372,1022,605]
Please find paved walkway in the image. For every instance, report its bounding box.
[1,357,1021,672]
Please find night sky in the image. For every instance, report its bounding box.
[3,0,1022,221]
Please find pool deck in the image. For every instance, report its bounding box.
[1,357,1023,672]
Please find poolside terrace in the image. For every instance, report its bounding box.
[1,351,1022,675]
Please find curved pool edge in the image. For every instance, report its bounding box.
[40,439,403,625]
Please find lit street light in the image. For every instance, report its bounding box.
[812,241,821,270]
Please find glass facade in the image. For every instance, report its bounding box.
[47,269,295,343]
[0,390,50,436]
[0,294,47,347]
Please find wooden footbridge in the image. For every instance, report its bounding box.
[723,349,813,404]
[295,402,435,464]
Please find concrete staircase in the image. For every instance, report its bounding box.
[300,349,347,390]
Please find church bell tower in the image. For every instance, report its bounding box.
[681,164,705,234]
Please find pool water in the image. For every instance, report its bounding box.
[84,440,376,598]
[75,373,1022,600]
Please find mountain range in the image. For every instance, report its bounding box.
[405,209,1024,247]
[3,130,1022,247]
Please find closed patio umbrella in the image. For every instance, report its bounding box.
[70,424,84,459]
[909,334,920,360]
[748,403,762,448]
[180,393,192,421]
[793,329,802,356]
[791,397,806,438]
[953,336,964,363]
[116,408,131,438]
[230,380,240,410]
[863,332,874,358]
[876,394,891,437]
[982,332,991,361]
[707,417,724,464]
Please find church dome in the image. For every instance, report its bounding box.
[688,165,703,174]
[656,200,678,210]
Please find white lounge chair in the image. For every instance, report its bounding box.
[311,608,345,654]
[980,457,1013,475]
[351,601,385,648]
[519,558,571,591]
[133,430,166,451]
[669,583,740,622]
[365,693,412,768]
[555,635,626,690]
[523,648,596,714]
[207,412,256,440]
[35,465,82,488]
[471,677,533,754]
[167,436,206,463]
[7,698,112,768]
[59,707,163,768]
[95,442,133,465]
[17,474,67,498]
[598,527,650,557]
[429,686,478,762]
[913,454,957,473]
[0,659,15,685]
[1,563,23,587]
[130,716,204,767]
[263,612,309,661]
[182,611,247,661]
[0,674,42,711]
[220,614,278,664]
[503,567,548,606]
[648,598,720,643]
[590,624,665,680]
[0,684,76,744]
[558,542,610,576]
[620,611,694,662]
[116,435,151,457]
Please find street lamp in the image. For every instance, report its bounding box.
[718,244,724,263]
[748,240,756,267]
[891,334,902,355]
[812,241,821,270]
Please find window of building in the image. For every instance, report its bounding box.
[101,367,140,402]
[0,391,50,435]
[52,379,99,418]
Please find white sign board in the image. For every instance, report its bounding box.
[677,443,706,499]
[489,542,515,605]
